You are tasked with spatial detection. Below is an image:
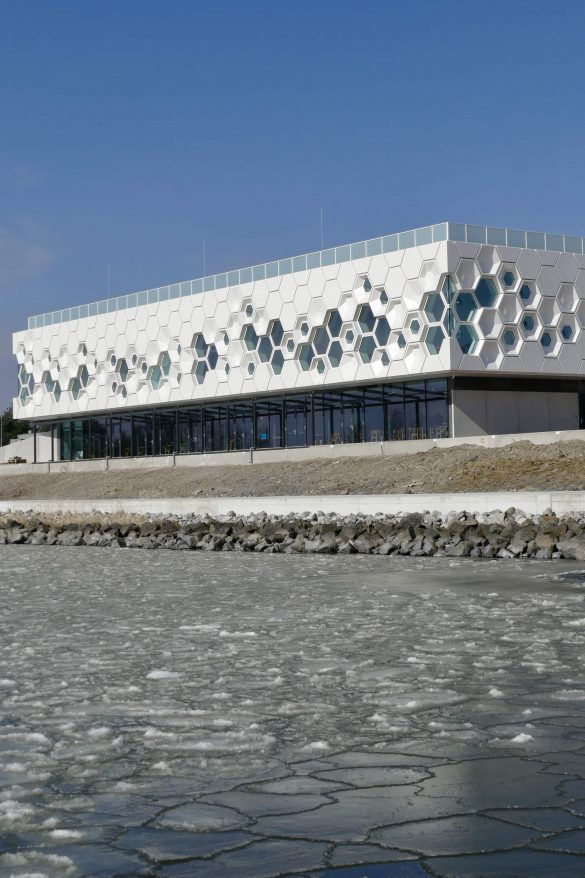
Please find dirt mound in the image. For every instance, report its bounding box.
[2,439,585,499]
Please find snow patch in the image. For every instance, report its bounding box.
[146,670,181,680]
[510,733,534,744]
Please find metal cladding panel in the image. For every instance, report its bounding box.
[12,240,585,419]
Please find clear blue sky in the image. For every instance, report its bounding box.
[2,0,585,407]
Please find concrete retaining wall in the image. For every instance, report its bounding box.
[1,427,585,477]
[3,491,585,517]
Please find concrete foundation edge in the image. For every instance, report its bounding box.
[2,427,585,476]
[2,491,585,517]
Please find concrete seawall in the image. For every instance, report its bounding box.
[3,490,585,517]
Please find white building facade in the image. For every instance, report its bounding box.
[12,222,585,460]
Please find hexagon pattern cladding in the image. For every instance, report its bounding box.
[12,237,585,419]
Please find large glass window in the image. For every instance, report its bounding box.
[387,385,406,441]
[204,405,228,452]
[341,389,364,444]
[90,417,108,458]
[404,382,427,441]
[228,402,254,450]
[285,396,310,447]
[425,378,449,438]
[57,379,450,459]
[256,398,283,448]
[364,387,384,441]
[178,408,203,453]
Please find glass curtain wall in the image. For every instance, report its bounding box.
[55,379,449,460]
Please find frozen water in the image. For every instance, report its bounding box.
[3,548,585,876]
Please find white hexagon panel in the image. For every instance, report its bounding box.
[13,222,585,420]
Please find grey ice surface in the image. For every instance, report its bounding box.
[4,550,585,876]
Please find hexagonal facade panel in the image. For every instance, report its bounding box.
[13,222,585,430]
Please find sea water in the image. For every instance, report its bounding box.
[2,548,585,877]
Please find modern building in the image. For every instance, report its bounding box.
[12,222,585,462]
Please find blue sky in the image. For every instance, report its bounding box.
[2,0,585,407]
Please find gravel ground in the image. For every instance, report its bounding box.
[2,440,585,498]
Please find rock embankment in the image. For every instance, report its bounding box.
[2,507,585,559]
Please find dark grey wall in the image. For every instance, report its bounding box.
[452,389,579,436]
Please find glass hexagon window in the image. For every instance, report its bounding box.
[271,349,284,374]
[298,343,314,371]
[503,329,516,346]
[345,329,355,344]
[118,359,129,381]
[141,362,148,374]
[475,277,497,308]
[19,387,29,404]
[374,317,390,346]
[561,324,573,340]
[503,270,515,287]
[150,365,162,389]
[79,365,89,387]
[443,308,456,335]
[300,321,309,336]
[245,304,253,318]
[363,276,372,293]
[378,288,388,305]
[286,338,295,352]
[160,353,171,376]
[207,344,218,369]
[110,354,116,367]
[329,340,342,367]
[313,327,329,355]
[195,361,208,384]
[426,326,444,355]
[456,324,478,354]
[27,374,34,393]
[316,358,325,374]
[223,332,229,345]
[519,283,532,302]
[243,325,259,350]
[258,336,273,362]
[327,310,342,337]
[397,332,406,349]
[410,319,420,335]
[121,387,128,398]
[442,275,456,301]
[424,293,444,322]
[193,334,208,357]
[132,354,138,366]
[541,331,553,349]
[358,304,375,333]
[455,292,477,322]
[54,381,61,402]
[247,362,255,375]
[270,320,284,345]
[358,336,376,363]
[522,315,535,332]
[111,381,118,393]
[381,351,390,366]
[71,377,82,400]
